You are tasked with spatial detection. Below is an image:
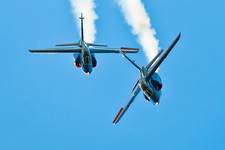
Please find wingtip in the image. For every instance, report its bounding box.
[112,107,124,125]
[55,44,62,46]
[172,33,181,45]
[112,118,118,125]
[178,32,181,38]
[120,47,139,54]
[121,47,139,51]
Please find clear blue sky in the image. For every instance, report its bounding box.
[1,0,225,149]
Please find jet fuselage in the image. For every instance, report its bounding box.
[74,41,97,75]
[139,72,162,104]
[81,41,93,75]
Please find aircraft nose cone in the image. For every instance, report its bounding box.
[85,72,90,76]
[155,102,160,107]
[83,64,92,75]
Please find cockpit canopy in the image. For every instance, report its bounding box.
[151,73,162,91]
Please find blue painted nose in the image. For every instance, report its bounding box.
[82,65,92,75]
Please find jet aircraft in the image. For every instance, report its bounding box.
[112,33,181,124]
[29,13,139,75]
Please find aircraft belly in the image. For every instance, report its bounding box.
[139,81,153,99]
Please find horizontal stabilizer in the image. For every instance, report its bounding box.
[87,43,107,47]
[79,13,84,20]
[56,43,80,47]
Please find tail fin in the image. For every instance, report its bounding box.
[79,13,84,41]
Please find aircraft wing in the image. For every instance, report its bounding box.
[91,47,139,53]
[29,47,82,54]
[112,81,141,125]
[146,33,181,80]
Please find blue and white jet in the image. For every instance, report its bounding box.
[29,14,139,75]
[113,33,181,124]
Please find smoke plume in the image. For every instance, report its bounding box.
[70,0,98,43]
[117,0,159,61]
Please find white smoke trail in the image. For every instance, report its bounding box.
[70,0,98,43]
[117,0,159,61]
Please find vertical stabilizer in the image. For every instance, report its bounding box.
[79,13,84,41]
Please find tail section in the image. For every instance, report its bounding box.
[56,13,84,47]
[79,13,84,41]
